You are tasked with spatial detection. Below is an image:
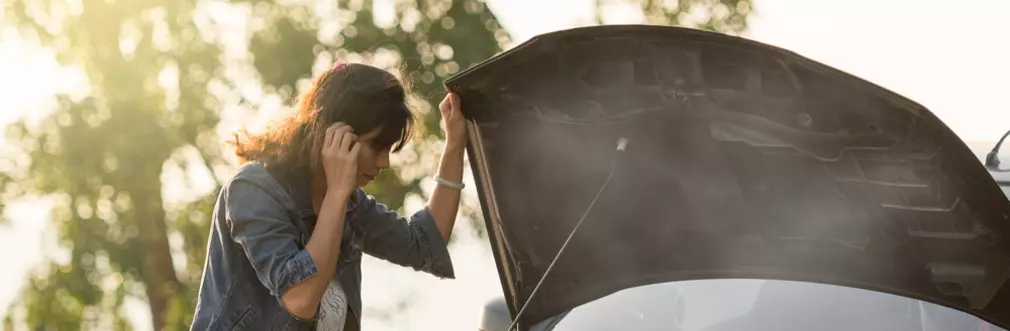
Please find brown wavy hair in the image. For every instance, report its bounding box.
[230,62,416,178]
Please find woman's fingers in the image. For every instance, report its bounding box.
[339,131,357,153]
[325,123,354,151]
[449,93,460,115]
[326,123,350,146]
[349,141,362,160]
[440,92,462,121]
[324,123,340,148]
[438,94,452,117]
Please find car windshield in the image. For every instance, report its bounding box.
[542,279,1004,331]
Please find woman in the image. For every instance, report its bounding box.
[190,62,467,331]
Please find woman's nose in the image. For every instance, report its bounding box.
[377,153,390,169]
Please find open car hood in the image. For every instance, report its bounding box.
[444,25,1010,330]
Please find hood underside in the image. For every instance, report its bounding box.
[444,25,1010,330]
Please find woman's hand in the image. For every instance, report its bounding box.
[439,92,467,145]
[321,122,361,195]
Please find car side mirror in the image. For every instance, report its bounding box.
[986,150,1002,170]
[479,297,512,331]
[985,129,1010,171]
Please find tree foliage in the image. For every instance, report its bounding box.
[0,0,752,330]
[612,0,752,32]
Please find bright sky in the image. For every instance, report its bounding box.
[1,0,1009,330]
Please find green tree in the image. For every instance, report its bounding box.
[1,0,752,330]
[2,0,226,329]
[595,0,752,32]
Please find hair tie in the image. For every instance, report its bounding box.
[332,60,347,71]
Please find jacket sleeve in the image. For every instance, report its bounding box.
[356,190,455,279]
[225,177,319,303]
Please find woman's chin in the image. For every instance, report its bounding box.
[357,174,377,187]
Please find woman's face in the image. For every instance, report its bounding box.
[354,126,392,187]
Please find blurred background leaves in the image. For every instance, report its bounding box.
[0,0,751,329]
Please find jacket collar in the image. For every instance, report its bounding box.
[287,171,358,219]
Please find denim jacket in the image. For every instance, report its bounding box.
[190,161,455,330]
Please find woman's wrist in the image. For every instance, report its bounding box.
[444,136,467,152]
[435,137,466,183]
[324,186,354,202]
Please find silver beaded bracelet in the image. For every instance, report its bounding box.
[433,175,465,190]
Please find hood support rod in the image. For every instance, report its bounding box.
[506,138,630,331]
